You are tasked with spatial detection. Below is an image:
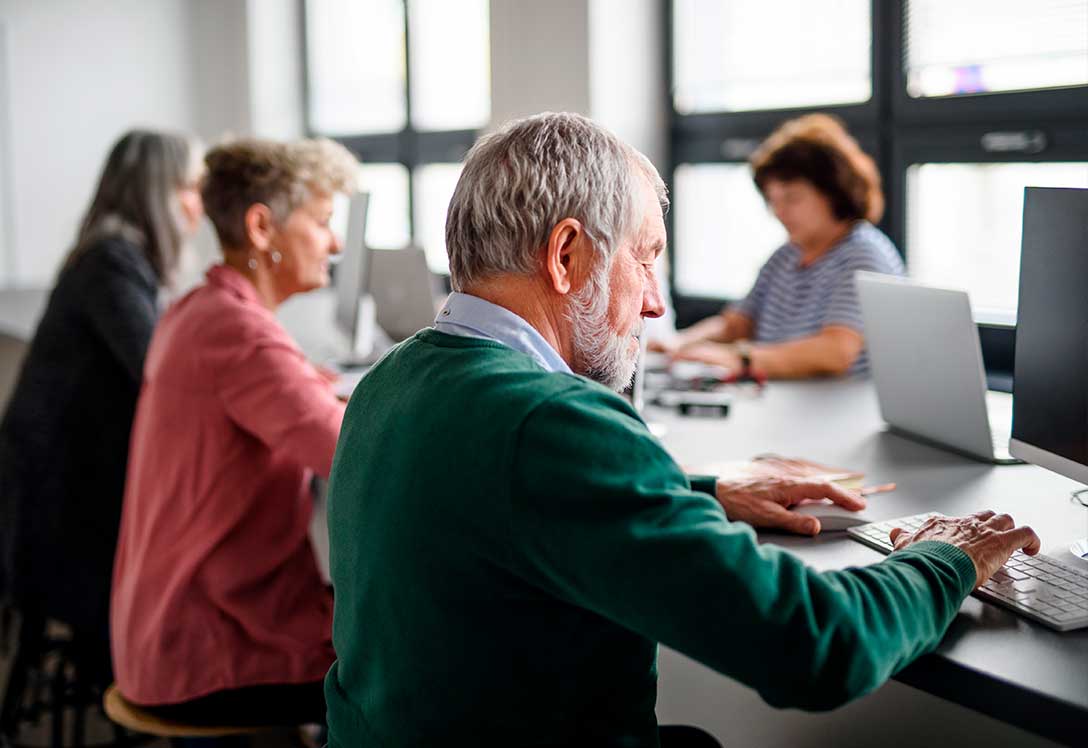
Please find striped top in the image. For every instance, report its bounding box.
[732,221,904,374]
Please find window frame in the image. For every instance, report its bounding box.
[666,0,1088,378]
[300,0,484,260]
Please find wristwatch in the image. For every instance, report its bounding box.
[734,340,753,376]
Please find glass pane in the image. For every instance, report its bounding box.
[672,0,871,114]
[906,162,1088,317]
[906,0,1088,98]
[413,164,462,274]
[305,0,406,135]
[673,163,787,299]
[408,0,491,131]
[358,163,411,249]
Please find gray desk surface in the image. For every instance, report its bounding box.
[4,286,1083,742]
[0,288,47,340]
[282,295,1088,743]
[649,379,1088,745]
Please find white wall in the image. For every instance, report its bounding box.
[190,0,251,141]
[0,0,299,289]
[0,0,199,286]
[588,0,667,168]
[247,0,305,141]
[489,0,667,165]
[489,0,591,128]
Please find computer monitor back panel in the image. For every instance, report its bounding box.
[856,273,994,459]
[1010,187,1088,483]
[334,192,371,343]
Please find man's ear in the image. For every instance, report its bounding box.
[243,203,276,252]
[543,218,592,296]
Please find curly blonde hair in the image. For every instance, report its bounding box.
[202,137,359,248]
[750,113,884,224]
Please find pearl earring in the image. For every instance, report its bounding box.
[247,257,258,270]
[271,251,282,264]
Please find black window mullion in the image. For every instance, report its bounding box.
[875,0,901,251]
[402,0,416,242]
[663,0,678,310]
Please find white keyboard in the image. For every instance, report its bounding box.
[848,512,1088,632]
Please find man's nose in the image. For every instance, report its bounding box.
[642,280,665,319]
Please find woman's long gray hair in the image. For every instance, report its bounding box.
[63,130,199,285]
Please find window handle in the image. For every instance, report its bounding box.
[720,138,762,160]
[980,131,1047,154]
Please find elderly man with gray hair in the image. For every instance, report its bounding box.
[323,112,1040,747]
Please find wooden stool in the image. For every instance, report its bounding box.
[102,685,255,738]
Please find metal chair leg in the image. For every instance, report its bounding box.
[49,644,66,748]
[72,672,88,748]
[0,610,42,739]
[0,605,12,656]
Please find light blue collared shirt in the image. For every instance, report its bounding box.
[433,292,572,375]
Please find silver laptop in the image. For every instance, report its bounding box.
[856,272,1020,464]
[330,245,442,400]
[369,246,443,342]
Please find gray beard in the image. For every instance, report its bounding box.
[568,262,643,392]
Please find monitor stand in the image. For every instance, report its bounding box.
[338,295,387,369]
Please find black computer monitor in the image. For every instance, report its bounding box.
[1009,186,1088,557]
[333,191,371,350]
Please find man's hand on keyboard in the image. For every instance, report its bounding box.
[889,511,1042,588]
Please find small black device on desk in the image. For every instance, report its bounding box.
[652,388,733,416]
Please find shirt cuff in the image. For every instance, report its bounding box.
[687,474,718,498]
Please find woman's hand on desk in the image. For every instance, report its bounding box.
[715,476,866,536]
[890,512,1042,588]
[670,342,743,373]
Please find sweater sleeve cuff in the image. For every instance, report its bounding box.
[687,474,718,498]
[890,540,977,599]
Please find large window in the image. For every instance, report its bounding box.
[304,0,491,274]
[904,0,1088,99]
[672,163,784,299]
[673,0,872,114]
[668,0,1088,344]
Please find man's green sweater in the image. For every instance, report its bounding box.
[324,329,976,747]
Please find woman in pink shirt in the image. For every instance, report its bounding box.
[111,138,358,726]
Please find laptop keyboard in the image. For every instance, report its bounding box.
[848,512,1088,631]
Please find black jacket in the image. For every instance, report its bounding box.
[0,236,159,652]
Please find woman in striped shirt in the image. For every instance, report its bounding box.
[651,114,903,378]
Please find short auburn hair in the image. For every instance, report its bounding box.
[201,137,359,249]
[750,113,884,224]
